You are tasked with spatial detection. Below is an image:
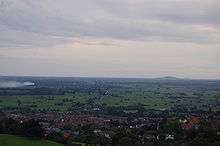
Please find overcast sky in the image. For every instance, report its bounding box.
[0,0,220,79]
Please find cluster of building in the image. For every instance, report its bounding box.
[2,110,219,145]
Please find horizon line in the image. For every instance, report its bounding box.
[1,74,220,81]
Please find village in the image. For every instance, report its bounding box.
[1,109,220,146]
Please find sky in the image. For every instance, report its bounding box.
[0,0,220,79]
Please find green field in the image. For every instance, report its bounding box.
[0,134,65,146]
[0,83,220,112]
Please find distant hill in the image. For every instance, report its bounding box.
[155,76,185,80]
[162,76,179,79]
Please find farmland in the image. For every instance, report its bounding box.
[0,76,220,113]
[0,76,220,146]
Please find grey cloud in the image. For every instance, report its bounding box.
[0,24,72,48]
[0,0,219,48]
[95,0,220,26]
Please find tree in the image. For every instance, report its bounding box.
[117,137,134,146]
[19,119,44,138]
[189,138,211,146]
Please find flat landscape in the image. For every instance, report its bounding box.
[0,76,220,113]
[0,77,220,146]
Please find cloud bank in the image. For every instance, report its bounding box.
[0,0,220,48]
[0,0,220,79]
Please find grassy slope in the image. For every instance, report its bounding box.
[0,134,65,146]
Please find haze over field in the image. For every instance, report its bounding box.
[0,0,220,79]
[0,80,34,88]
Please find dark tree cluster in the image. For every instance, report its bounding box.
[0,117,44,138]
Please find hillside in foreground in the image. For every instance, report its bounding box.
[0,134,65,146]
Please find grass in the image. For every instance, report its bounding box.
[0,134,65,146]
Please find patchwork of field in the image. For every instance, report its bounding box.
[0,77,220,112]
